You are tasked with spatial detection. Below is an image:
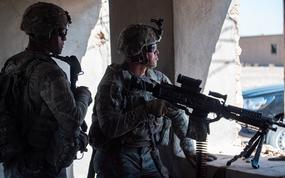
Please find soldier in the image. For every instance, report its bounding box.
[88,20,200,178]
[1,2,92,178]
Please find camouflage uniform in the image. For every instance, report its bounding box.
[2,50,90,178]
[2,2,91,178]
[90,62,194,178]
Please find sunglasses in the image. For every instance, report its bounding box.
[145,44,158,53]
[57,28,68,39]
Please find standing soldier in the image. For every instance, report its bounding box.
[1,2,92,178]
[88,19,199,178]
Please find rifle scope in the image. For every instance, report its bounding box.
[177,74,202,93]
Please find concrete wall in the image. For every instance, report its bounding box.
[173,0,232,87]
[204,0,242,154]
[109,0,175,81]
[169,0,236,177]
[240,34,284,66]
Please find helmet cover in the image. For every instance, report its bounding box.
[21,2,71,40]
[117,24,161,57]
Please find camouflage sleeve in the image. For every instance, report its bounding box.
[166,102,196,156]
[94,70,149,139]
[166,109,188,137]
[39,63,88,137]
[160,73,188,138]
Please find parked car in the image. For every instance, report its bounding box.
[239,84,285,151]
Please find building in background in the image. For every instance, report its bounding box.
[240,34,284,66]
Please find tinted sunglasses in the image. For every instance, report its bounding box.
[145,44,158,53]
[57,28,68,39]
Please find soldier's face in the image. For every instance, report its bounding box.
[145,44,159,68]
[49,27,67,54]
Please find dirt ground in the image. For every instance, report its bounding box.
[240,66,284,90]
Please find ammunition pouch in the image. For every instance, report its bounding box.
[48,129,88,169]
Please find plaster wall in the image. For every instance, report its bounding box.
[240,35,284,66]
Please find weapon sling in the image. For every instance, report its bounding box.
[147,118,169,178]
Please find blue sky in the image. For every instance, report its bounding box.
[240,0,283,36]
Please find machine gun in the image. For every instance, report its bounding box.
[131,74,285,176]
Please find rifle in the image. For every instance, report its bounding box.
[52,55,88,150]
[131,74,285,174]
[53,55,83,91]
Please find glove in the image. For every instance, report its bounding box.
[80,121,88,132]
[145,99,171,117]
[74,86,93,105]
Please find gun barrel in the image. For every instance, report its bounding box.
[131,75,284,131]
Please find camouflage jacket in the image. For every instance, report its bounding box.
[2,50,89,163]
[93,63,193,150]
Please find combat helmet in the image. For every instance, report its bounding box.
[21,2,71,40]
[117,18,164,60]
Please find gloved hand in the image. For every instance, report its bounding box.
[144,99,171,117]
[74,86,93,105]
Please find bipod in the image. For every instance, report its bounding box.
[226,129,267,169]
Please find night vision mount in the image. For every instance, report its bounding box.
[150,18,164,41]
